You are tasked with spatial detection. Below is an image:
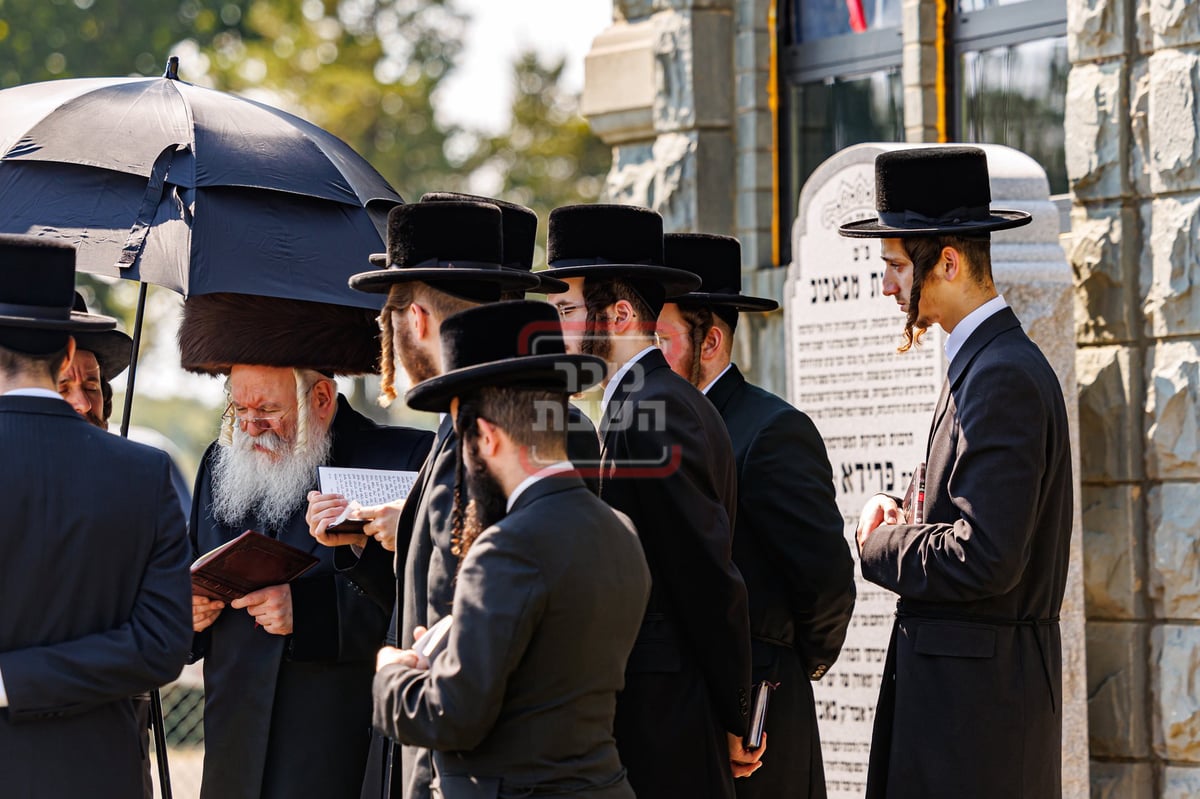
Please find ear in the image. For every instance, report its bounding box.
[59,337,78,378]
[475,415,504,458]
[941,246,962,282]
[610,298,637,335]
[311,377,337,424]
[701,323,724,363]
[409,302,430,342]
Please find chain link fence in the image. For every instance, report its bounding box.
[149,664,205,799]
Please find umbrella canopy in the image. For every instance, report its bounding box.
[0,67,401,310]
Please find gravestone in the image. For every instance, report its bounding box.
[786,143,1087,799]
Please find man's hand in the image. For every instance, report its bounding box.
[306,491,368,549]
[231,584,293,636]
[352,500,405,552]
[192,595,224,633]
[376,645,421,672]
[728,731,766,778]
[856,493,903,551]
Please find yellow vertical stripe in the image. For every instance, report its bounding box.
[769,0,781,266]
[935,0,949,142]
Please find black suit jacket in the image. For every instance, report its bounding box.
[374,475,649,799]
[599,348,751,799]
[860,307,1073,799]
[190,396,432,799]
[708,365,855,799]
[0,395,192,799]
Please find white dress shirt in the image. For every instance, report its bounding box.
[506,461,576,512]
[945,295,1008,365]
[600,345,657,420]
[700,364,733,396]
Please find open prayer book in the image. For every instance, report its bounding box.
[317,466,420,532]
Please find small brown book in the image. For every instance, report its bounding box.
[191,530,319,602]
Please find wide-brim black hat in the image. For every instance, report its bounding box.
[350,201,540,299]
[71,292,133,381]
[0,235,115,355]
[405,300,606,413]
[544,204,702,298]
[663,233,779,312]
[838,146,1032,239]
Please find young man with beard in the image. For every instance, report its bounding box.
[0,236,192,799]
[372,300,650,799]
[181,292,434,799]
[839,147,1073,799]
[542,204,763,799]
[657,232,856,799]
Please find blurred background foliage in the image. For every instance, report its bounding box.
[0,0,610,469]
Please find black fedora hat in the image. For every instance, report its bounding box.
[0,235,116,355]
[71,292,133,381]
[663,233,779,312]
[838,146,1032,238]
[405,300,606,413]
[544,204,702,299]
[349,201,541,299]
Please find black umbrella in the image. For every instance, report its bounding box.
[0,58,403,796]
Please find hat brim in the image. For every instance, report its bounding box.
[543,264,702,296]
[349,267,541,294]
[838,209,1032,238]
[73,328,134,381]
[405,354,607,413]
[367,253,569,296]
[670,292,779,312]
[0,310,116,332]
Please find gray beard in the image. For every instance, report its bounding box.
[210,425,334,531]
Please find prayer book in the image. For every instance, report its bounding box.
[902,462,926,525]
[317,466,419,532]
[191,530,319,601]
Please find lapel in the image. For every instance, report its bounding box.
[704,364,744,416]
[399,415,455,534]
[599,348,669,458]
[926,306,1023,454]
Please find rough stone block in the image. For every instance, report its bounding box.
[696,129,735,233]
[734,29,766,72]
[1068,0,1127,62]
[1083,484,1146,619]
[653,10,697,133]
[737,147,772,193]
[1144,0,1200,51]
[1087,621,1150,758]
[736,187,772,233]
[1130,59,1151,197]
[902,0,936,44]
[1071,203,1137,344]
[736,109,773,151]
[1077,345,1143,482]
[735,68,769,113]
[1145,340,1200,478]
[1164,766,1200,798]
[734,0,771,31]
[691,9,733,127]
[1064,62,1126,201]
[1152,624,1200,762]
[606,133,698,229]
[1141,194,1200,338]
[583,19,658,144]
[1089,761,1154,799]
[1146,49,1200,194]
[1148,483,1200,619]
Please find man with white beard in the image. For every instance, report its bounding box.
[181,292,434,799]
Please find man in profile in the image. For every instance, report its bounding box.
[841,146,1073,798]
[659,232,856,799]
[182,292,433,799]
[0,235,192,799]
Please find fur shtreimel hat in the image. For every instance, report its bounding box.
[178,292,382,376]
[838,146,1032,238]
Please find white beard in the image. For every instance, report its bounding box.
[210,423,333,531]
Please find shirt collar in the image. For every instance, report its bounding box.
[600,345,657,419]
[700,363,733,396]
[506,460,575,512]
[3,388,66,400]
[945,295,1007,365]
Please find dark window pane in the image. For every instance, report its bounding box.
[958,37,1068,194]
[792,0,901,41]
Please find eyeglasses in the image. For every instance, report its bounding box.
[555,303,584,319]
[221,401,297,430]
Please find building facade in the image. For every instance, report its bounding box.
[582,1,1200,796]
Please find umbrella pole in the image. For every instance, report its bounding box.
[114,281,174,799]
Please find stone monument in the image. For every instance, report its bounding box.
[786,142,1087,798]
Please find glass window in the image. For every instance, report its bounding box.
[793,0,902,41]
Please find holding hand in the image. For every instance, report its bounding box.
[376,645,421,672]
[727,731,766,778]
[306,490,368,549]
[192,594,224,632]
[351,500,405,552]
[856,493,903,551]
[232,584,293,636]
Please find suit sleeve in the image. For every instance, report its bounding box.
[0,456,193,720]
[333,539,397,613]
[740,410,856,675]
[620,391,751,735]
[860,358,1051,601]
[372,532,544,751]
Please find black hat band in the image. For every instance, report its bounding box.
[399,258,504,271]
[0,301,70,320]
[878,204,990,228]
[548,256,656,268]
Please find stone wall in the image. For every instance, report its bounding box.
[1067,0,1200,794]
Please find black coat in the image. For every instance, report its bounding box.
[374,475,650,799]
[190,396,432,799]
[599,348,751,799]
[0,396,192,799]
[860,308,1073,799]
[707,365,856,799]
